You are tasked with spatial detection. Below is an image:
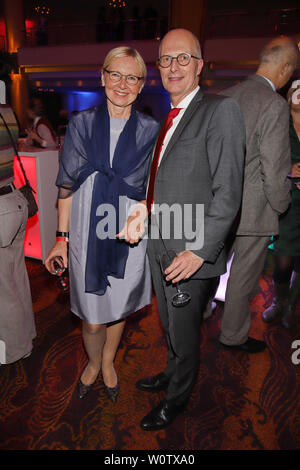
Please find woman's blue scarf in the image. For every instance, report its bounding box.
[60,102,158,295]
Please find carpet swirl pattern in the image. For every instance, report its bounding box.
[0,260,299,450]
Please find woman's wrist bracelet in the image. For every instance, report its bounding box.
[56,231,69,242]
[56,236,69,243]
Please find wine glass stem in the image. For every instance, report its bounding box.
[175,283,182,293]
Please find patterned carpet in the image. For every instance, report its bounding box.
[0,256,299,450]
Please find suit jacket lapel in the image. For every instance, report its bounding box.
[159,89,204,167]
[145,130,160,189]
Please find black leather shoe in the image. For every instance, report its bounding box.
[136,373,169,392]
[140,400,185,431]
[219,336,267,353]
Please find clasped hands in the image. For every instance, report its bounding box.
[25,128,39,140]
[116,202,204,283]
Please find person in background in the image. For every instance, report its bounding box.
[0,85,36,365]
[57,109,69,148]
[25,97,57,149]
[45,47,159,402]
[218,36,299,352]
[262,81,300,328]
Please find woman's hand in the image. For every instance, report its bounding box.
[44,241,68,274]
[25,128,43,146]
[116,202,148,244]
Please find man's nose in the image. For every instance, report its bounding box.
[170,57,179,73]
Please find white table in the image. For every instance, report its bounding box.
[14,146,59,262]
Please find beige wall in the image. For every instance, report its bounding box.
[169,0,207,46]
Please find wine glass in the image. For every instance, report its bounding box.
[159,250,191,308]
[49,256,69,292]
[50,256,65,275]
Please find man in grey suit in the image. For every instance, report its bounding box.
[121,28,245,430]
[219,36,299,353]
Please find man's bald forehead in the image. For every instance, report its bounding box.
[159,29,202,58]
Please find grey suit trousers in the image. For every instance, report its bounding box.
[147,234,215,405]
[0,188,36,364]
[220,235,270,345]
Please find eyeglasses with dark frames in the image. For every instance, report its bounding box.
[104,69,144,86]
[158,53,201,68]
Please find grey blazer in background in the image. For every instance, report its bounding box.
[222,74,291,236]
[151,89,246,279]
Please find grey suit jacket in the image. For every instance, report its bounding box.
[222,74,291,236]
[150,89,245,279]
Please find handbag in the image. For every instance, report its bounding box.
[0,111,38,218]
[18,181,38,218]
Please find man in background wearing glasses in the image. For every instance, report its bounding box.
[123,28,246,430]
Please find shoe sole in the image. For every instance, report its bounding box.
[135,383,169,392]
[140,422,172,431]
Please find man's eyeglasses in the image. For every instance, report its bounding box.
[104,69,144,86]
[158,53,201,68]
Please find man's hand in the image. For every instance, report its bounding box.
[291,162,300,178]
[117,202,148,244]
[291,163,300,190]
[165,250,204,283]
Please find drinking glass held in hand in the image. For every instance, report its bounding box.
[159,250,191,307]
[49,256,69,291]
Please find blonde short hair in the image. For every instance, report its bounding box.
[103,46,147,80]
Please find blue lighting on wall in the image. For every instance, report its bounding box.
[62,87,170,121]
[64,90,104,115]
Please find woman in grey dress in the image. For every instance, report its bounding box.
[45,47,159,401]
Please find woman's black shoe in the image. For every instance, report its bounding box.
[104,383,119,403]
[77,378,94,399]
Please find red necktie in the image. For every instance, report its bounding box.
[146,108,181,213]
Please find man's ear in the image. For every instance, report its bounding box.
[280,62,291,79]
[197,59,204,77]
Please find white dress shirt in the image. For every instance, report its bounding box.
[149,86,200,212]
[260,76,276,92]
[158,86,200,167]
